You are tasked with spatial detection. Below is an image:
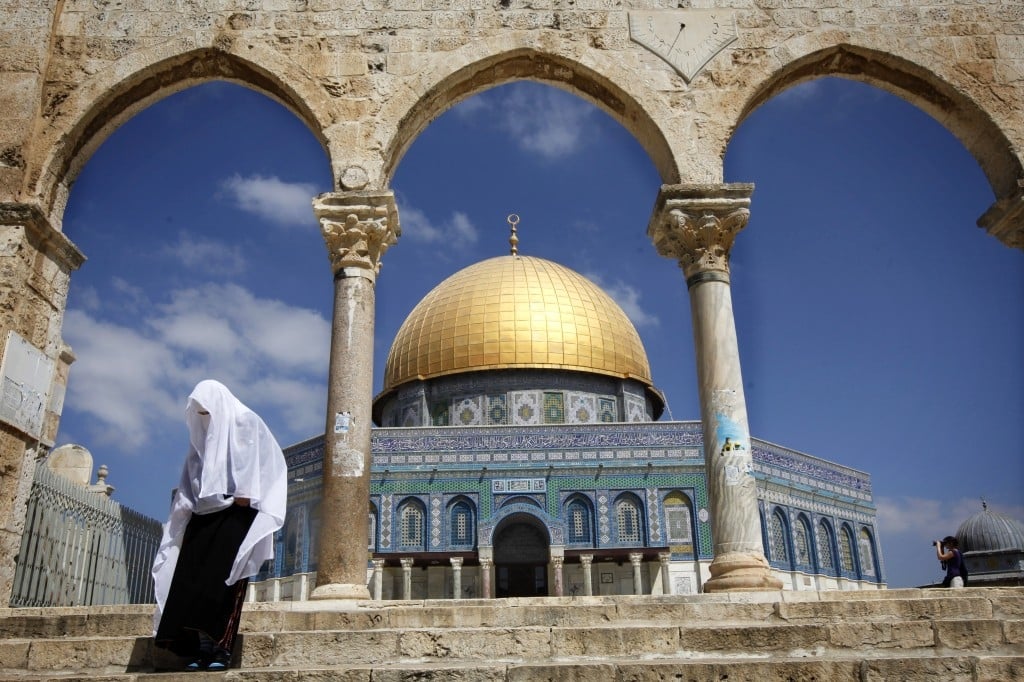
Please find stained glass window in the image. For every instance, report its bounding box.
[616,497,642,544]
[450,501,473,547]
[769,510,789,563]
[839,526,855,572]
[794,517,811,566]
[859,528,876,576]
[567,499,592,544]
[816,521,834,570]
[399,500,424,549]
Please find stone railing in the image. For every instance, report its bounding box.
[248,572,316,602]
[10,462,162,607]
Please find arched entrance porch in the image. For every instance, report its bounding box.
[493,513,550,598]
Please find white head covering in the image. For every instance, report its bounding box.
[151,380,287,630]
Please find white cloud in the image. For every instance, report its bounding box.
[162,232,247,275]
[498,85,596,160]
[220,174,318,227]
[584,272,660,328]
[875,494,1024,587]
[62,282,331,452]
[456,83,598,161]
[398,203,479,246]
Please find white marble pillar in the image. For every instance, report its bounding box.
[658,552,672,595]
[480,558,493,599]
[310,191,399,601]
[400,557,414,600]
[580,554,594,596]
[372,559,385,600]
[450,557,463,599]
[629,552,644,595]
[551,555,565,597]
[648,183,782,592]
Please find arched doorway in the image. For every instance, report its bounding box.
[493,513,550,597]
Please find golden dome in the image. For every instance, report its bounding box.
[382,255,656,393]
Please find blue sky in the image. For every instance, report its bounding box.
[57,76,1023,589]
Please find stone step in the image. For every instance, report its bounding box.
[0,588,1020,679]
[4,654,1024,682]
[1,617,1020,676]
[2,588,1021,639]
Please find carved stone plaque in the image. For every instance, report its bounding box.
[628,10,738,83]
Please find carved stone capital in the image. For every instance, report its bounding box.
[0,202,85,272]
[977,180,1024,250]
[314,191,400,278]
[647,184,753,283]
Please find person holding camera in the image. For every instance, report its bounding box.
[934,535,965,588]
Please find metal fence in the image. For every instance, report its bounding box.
[10,462,163,607]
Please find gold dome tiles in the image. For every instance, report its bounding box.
[383,255,655,392]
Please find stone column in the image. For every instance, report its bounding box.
[480,558,493,599]
[0,204,84,604]
[629,552,644,595]
[659,552,672,595]
[648,184,782,592]
[551,555,565,597]
[310,191,399,601]
[580,554,594,596]
[400,558,414,600]
[450,557,463,599]
[371,559,385,600]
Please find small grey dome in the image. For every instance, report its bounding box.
[956,504,1024,553]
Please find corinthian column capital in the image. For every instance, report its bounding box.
[647,184,753,284]
[314,191,400,279]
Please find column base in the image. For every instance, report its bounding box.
[702,551,783,592]
[309,582,371,601]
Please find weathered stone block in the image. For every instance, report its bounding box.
[934,619,1005,650]
[269,630,400,666]
[552,625,679,657]
[861,655,975,681]
[398,626,552,660]
[828,621,934,650]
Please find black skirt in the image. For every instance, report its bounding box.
[155,503,258,658]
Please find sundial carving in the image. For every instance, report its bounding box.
[628,10,738,84]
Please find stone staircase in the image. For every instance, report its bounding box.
[0,587,1021,681]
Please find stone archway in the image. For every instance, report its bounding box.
[493,513,551,598]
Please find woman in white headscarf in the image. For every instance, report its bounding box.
[151,380,287,671]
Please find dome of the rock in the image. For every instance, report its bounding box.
[382,255,658,395]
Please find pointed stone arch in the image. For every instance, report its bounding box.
[376,44,681,189]
[28,42,331,227]
[731,43,1023,247]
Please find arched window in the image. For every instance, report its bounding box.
[769,510,789,563]
[449,500,474,548]
[566,498,593,544]
[816,520,835,571]
[615,495,643,544]
[794,516,812,566]
[858,528,876,577]
[398,499,425,550]
[839,525,856,573]
[368,504,377,552]
[664,491,694,546]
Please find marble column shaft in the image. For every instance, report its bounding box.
[400,558,413,600]
[311,191,399,601]
[659,552,672,595]
[629,552,643,595]
[580,554,594,596]
[648,184,781,593]
[450,557,463,598]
